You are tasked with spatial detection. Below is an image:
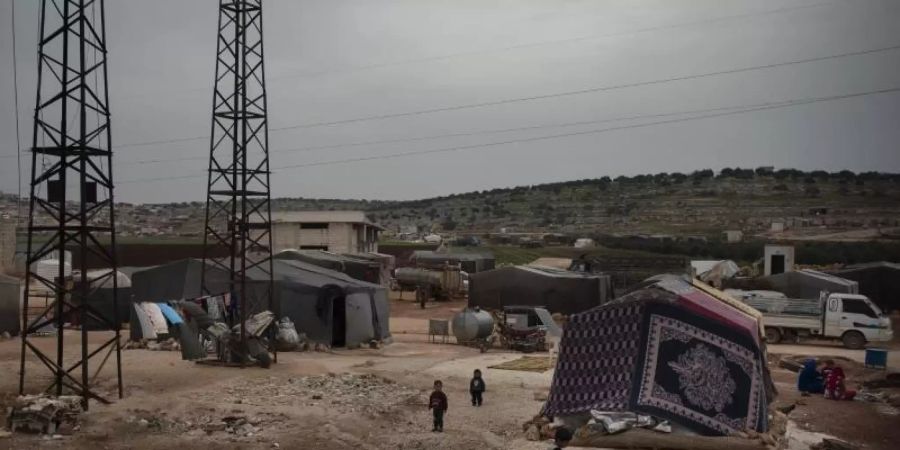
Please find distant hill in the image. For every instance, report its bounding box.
[3,168,899,241]
[270,168,900,239]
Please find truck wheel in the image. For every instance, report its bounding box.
[764,327,782,344]
[841,331,866,350]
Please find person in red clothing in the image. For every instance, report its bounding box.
[824,365,857,400]
[429,380,449,432]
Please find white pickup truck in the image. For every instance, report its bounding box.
[726,290,894,349]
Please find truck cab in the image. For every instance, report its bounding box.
[821,293,893,348]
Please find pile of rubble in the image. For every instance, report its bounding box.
[6,395,83,435]
[192,373,420,416]
[124,409,289,442]
[123,338,181,351]
[523,407,790,450]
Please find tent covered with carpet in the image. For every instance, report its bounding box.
[542,275,773,436]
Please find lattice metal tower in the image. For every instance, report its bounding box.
[200,0,275,350]
[19,0,123,409]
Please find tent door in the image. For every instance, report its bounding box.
[770,255,785,275]
[332,296,347,347]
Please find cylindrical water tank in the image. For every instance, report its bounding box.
[395,267,442,287]
[451,308,494,342]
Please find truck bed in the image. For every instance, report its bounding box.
[759,314,822,333]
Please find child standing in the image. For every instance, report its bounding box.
[429,380,448,432]
[470,369,486,406]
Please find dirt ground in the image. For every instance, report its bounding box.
[0,293,897,449]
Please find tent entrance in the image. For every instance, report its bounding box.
[771,254,785,275]
[332,296,346,347]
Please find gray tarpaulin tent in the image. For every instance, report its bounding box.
[78,269,133,331]
[341,252,395,287]
[468,265,612,315]
[829,262,900,313]
[412,251,495,273]
[130,258,390,348]
[274,250,381,285]
[0,273,21,335]
[762,269,858,299]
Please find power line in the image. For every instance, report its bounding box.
[268,0,840,80]
[56,0,844,102]
[46,42,900,155]
[274,44,900,130]
[119,100,787,166]
[116,86,900,183]
[277,87,900,169]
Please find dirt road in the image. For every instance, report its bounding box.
[0,296,896,449]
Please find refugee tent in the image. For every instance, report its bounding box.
[130,258,390,348]
[0,273,21,335]
[829,262,900,313]
[543,275,772,436]
[265,258,390,348]
[75,269,134,330]
[691,260,740,287]
[411,251,495,273]
[762,269,857,299]
[468,266,612,315]
[131,259,231,302]
[341,252,395,287]
[274,250,381,285]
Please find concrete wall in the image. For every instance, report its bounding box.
[270,222,378,254]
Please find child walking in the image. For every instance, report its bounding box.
[429,380,448,432]
[470,369,486,406]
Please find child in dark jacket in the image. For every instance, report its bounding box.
[470,369,486,406]
[429,380,448,432]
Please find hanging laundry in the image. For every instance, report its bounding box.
[140,303,169,337]
[132,303,157,340]
[158,303,184,325]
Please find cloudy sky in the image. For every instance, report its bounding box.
[1,0,899,203]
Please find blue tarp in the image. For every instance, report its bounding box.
[158,303,184,325]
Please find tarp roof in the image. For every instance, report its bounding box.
[469,265,612,314]
[837,261,900,272]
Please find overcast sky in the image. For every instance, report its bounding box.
[1,0,899,203]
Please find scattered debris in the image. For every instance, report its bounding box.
[0,331,12,340]
[189,374,419,416]
[811,437,859,450]
[7,395,83,435]
[124,338,181,351]
[124,409,289,441]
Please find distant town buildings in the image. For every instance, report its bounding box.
[269,211,382,254]
[723,230,744,243]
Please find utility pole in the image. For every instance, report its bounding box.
[200,0,275,363]
[20,0,123,409]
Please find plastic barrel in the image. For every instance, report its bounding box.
[864,348,888,369]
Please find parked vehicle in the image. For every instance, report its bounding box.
[495,306,562,352]
[727,290,893,349]
[394,265,464,308]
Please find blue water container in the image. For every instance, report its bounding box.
[864,348,888,369]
